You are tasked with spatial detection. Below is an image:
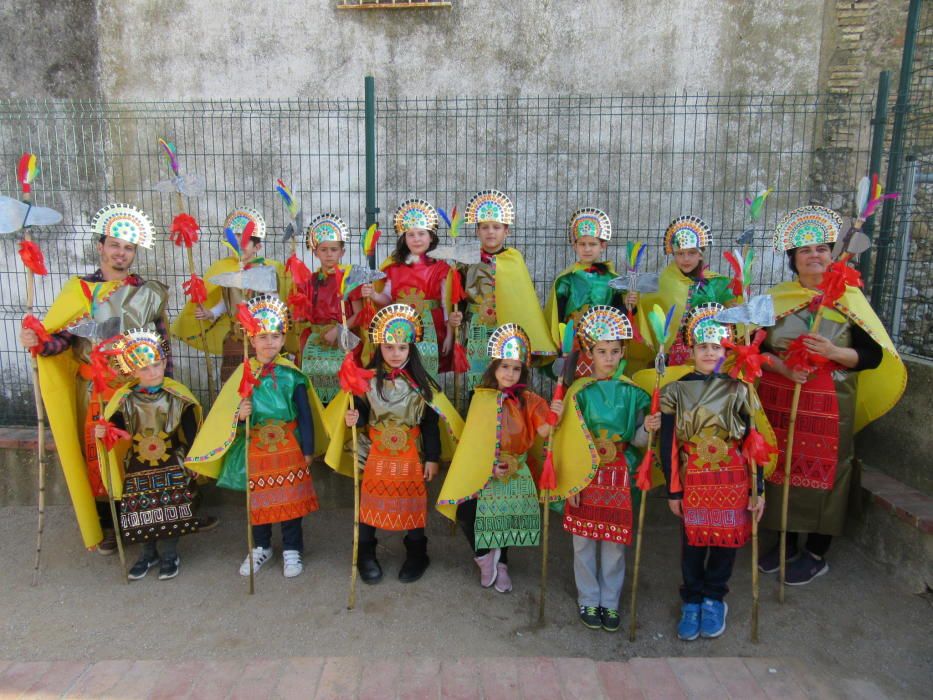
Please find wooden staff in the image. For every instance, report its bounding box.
[242,333,255,595]
[340,298,363,611]
[538,441,554,624]
[94,394,127,583]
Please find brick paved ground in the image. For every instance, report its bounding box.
[0,655,894,699]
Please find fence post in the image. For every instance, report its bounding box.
[859,70,890,280]
[364,75,378,267]
[870,0,922,309]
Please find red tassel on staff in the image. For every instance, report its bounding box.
[21,315,50,356]
[235,302,261,336]
[169,213,200,248]
[182,274,208,304]
[784,336,830,374]
[742,428,777,465]
[723,329,772,383]
[18,240,48,276]
[669,436,683,494]
[626,309,644,344]
[635,449,654,492]
[818,259,863,309]
[238,359,260,399]
[546,382,567,426]
[96,419,131,450]
[287,290,315,322]
[338,353,375,396]
[285,254,313,286]
[452,343,469,374]
[356,300,376,333]
[449,269,467,305]
[539,452,557,490]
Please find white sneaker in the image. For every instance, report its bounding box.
[283,550,303,578]
[239,547,273,576]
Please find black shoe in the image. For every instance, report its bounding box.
[758,543,799,574]
[128,552,160,580]
[785,551,829,586]
[158,556,180,580]
[579,605,602,630]
[398,536,430,583]
[601,607,621,633]
[357,539,383,584]
[195,515,220,532]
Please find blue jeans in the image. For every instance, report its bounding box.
[253,517,303,553]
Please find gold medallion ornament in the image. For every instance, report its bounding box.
[134,430,169,467]
[91,204,156,249]
[464,190,515,225]
[244,294,291,336]
[369,303,423,344]
[593,429,619,464]
[693,434,731,470]
[496,452,520,481]
[306,212,351,250]
[111,328,169,375]
[256,422,289,452]
[397,287,428,315]
[376,424,410,455]
[224,207,267,241]
[393,199,440,234]
[568,207,612,243]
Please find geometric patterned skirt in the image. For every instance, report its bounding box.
[247,420,319,526]
[475,455,541,550]
[301,327,346,405]
[464,304,496,392]
[119,463,199,544]
[681,438,751,548]
[360,424,426,531]
[563,444,633,545]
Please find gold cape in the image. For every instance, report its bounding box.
[494,248,558,358]
[170,256,288,355]
[184,355,327,478]
[99,378,202,499]
[322,385,464,478]
[37,276,129,548]
[543,261,618,350]
[769,280,906,432]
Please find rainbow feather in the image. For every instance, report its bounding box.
[437,207,452,228]
[17,153,39,189]
[625,241,646,272]
[275,178,299,219]
[647,304,676,348]
[855,176,870,216]
[560,320,575,355]
[223,226,241,256]
[361,224,381,257]
[744,187,772,223]
[449,206,461,238]
[158,138,179,176]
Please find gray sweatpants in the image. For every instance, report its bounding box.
[573,534,626,609]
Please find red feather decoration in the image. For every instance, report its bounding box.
[285,254,313,286]
[649,387,661,415]
[722,250,745,297]
[235,302,261,336]
[635,448,654,492]
[287,290,315,322]
[538,451,557,490]
[17,153,33,195]
[546,382,567,426]
[817,260,863,309]
[96,418,131,450]
[169,213,200,248]
[84,340,122,396]
[356,299,376,333]
[448,270,467,305]
[626,309,644,344]
[722,329,772,383]
[240,221,256,251]
[669,436,682,495]
[783,335,831,374]
[338,353,375,396]
[742,428,777,466]
[21,314,50,357]
[182,273,208,304]
[452,343,469,374]
[18,239,48,275]
[238,359,260,399]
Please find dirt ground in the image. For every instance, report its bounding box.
[3,493,931,698]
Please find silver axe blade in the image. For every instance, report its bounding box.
[341,265,386,293]
[0,196,63,234]
[428,241,482,265]
[283,211,304,244]
[154,174,207,197]
[209,265,279,293]
[713,294,775,327]
[67,317,123,342]
[608,271,660,294]
[737,227,756,246]
[832,221,872,259]
[337,324,361,352]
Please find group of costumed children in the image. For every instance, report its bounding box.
[74,189,890,643]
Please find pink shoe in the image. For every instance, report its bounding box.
[494,562,512,593]
[474,549,501,588]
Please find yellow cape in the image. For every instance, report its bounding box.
[170,256,288,355]
[37,276,128,548]
[769,280,907,433]
[632,364,780,478]
[184,356,327,478]
[495,248,558,359]
[322,385,464,478]
[543,261,618,350]
[99,378,203,499]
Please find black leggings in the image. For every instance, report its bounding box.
[785,531,833,557]
[455,500,509,563]
[358,524,425,543]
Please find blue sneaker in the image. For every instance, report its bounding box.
[677,602,701,641]
[700,598,728,638]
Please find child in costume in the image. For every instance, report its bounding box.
[96,329,201,580]
[437,324,561,593]
[185,294,327,578]
[297,213,363,404]
[550,306,658,631]
[630,216,734,372]
[172,207,287,380]
[364,200,459,376]
[455,190,557,390]
[544,208,634,378]
[325,303,463,584]
[657,303,765,641]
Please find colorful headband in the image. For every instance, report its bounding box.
[369,303,423,344]
[773,205,842,252]
[393,199,439,234]
[685,302,734,347]
[306,213,351,250]
[464,190,515,225]
[112,328,168,374]
[577,305,632,348]
[568,207,612,243]
[91,204,155,249]
[245,294,290,336]
[487,323,531,364]
[224,207,267,241]
[664,215,712,254]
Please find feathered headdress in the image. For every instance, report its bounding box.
[568,207,612,243]
[393,199,439,234]
[91,204,156,249]
[369,303,423,344]
[487,323,531,363]
[306,213,350,251]
[243,294,290,336]
[685,302,734,347]
[464,190,514,225]
[772,205,842,252]
[663,215,711,254]
[577,305,632,349]
[111,328,169,374]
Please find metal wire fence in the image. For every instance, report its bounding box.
[0,91,879,424]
